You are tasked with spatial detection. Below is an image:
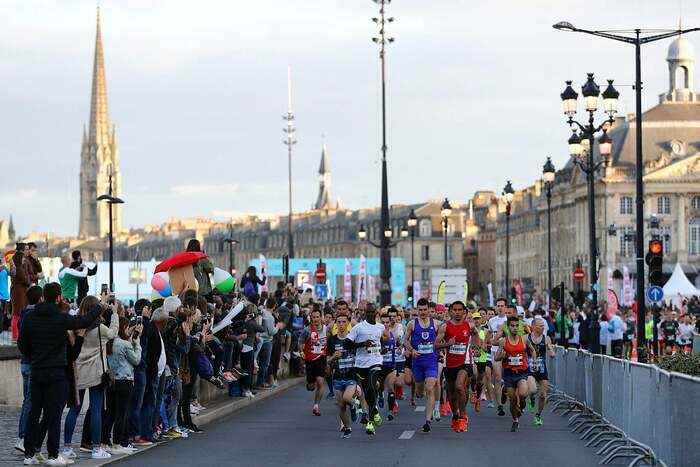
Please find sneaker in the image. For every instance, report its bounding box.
[497,405,505,416]
[528,400,536,414]
[534,416,543,426]
[270,383,279,389]
[422,421,431,433]
[445,400,452,415]
[221,371,237,383]
[365,421,375,435]
[122,444,138,452]
[110,446,133,455]
[342,427,352,439]
[91,448,112,459]
[373,413,382,426]
[283,352,290,361]
[193,401,206,410]
[243,390,255,398]
[511,421,519,432]
[79,445,92,453]
[292,351,302,358]
[61,448,77,459]
[387,411,394,421]
[392,404,399,415]
[487,401,495,409]
[15,437,25,453]
[187,425,204,433]
[312,406,321,416]
[475,400,481,412]
[35,453,48,462]
[481,392,487,401]
[190,404,200,415]
[232,368,248,378]
[450,417,460,432]
[131,439,153,447]
[163,428,182,439]
[459,418,468,433]
[325,391,333,399]
[439,402,447,417]
[433,407,441,421]
[23,457,40,466]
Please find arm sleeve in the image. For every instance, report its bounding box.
[263,314,277,336]
[201,258,214,274]
[346,325,358,342]
[64,267,89,278]
[125,343,142,367]
[64,306,102,330]
[17,318,30,356]
[106,312,119,339]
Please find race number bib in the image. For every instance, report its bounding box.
[367,345,381,356]
[338,357,353,370]
[417,343,434,354]
[448,344,467,355]
[508,354,523,367]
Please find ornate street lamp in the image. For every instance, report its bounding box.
[441,198,452,268]
[503,181,514,299]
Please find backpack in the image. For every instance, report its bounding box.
[243,279,256,297]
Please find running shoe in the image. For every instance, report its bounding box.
[342,428,352,439]
[439,402,448,417]
[433,407,441,421]
[46,456,72,466]
[497,405,505,416]
[459,417,468,433]
[510,421,519,432]
[534,416,543,426]
[487,401,494,409]
[475,400,481,412]
[360,413,368,425]
[528,400,536,414]
[23,457,40,466]
[312,406,321,416]
[422,421,431,433]
[15,438,25,453]
[365,422,375,435]
[373,413,382,426]
[387,411,394,421]
[350,403,358,423]
[36,452,48,461]
[450,417,460,432]
[61,448,77,459]
[91,448,112,459]
[378,396,384,408]
[162,428,182,439]
[392,404,399,415]
[131,439,153,447]
[445,400,452,415]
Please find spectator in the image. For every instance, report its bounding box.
[240,266,266,299]
[70,250,97,305]
[104,316,142,454]
[25,242,43,286]
[58,255,88,304]
[160,297,190,439]
[17,282,102,465]
[11,246,30,341]
[241,304,265,398]
[0,258,9,329]
[599,314,610,356]
[128,299,151,446]
[186,239,214,300]
[64,296,119,460]
[140,306,169,443]
[609,310,624,358]
[257,298,284,388]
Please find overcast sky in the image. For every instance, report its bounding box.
[1,0,698,236]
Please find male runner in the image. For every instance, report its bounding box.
[378,308,404,420]
[347,303,385,435]
[495,316,538,432]
[387,307,407,406]
[299,308,327,416]
[525,318,555,426]
[405,298,441,432]
[473,310,493,410]
[326,312,357,438]
[436,301,481,432]
[488,298,508,415]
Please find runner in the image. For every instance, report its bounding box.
[326,311,357,438]
[299,308,328,416]
[473,310,494,409]
[432,302,447,421]
[525,317,555,426]
[495,316,538,432]
[488,298,508,416]
[436,301,480,433]
[378,307,405,421]
[405,298,441,433]
[347,303,385,435]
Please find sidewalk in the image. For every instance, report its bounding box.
[0,377,303,467]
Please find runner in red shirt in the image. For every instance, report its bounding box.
[298,308,327,416]
[436,301,481,433]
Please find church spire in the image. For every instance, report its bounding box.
[315,144,336,210]
[89,6,110,145]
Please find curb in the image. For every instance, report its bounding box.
[77,377,304,467]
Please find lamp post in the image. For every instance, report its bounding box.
[358,220,407,304]
[553,21,700,362]
[441,198,452,269]
[96,171,124,292]
[283,66,296,259]
[223,223,239,279]
[542,157,556,299]
[503,181,514,300]
[371,0,395,306]
[407,208,418,303]
[559,74,618,355]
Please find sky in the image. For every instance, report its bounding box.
[1,0,698,237]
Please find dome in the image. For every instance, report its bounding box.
[667,36,695,62]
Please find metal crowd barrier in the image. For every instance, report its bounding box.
[546,345,700,467]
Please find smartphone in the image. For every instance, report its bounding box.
[101,284,109,295]
[136,316,143,326]
[108,293,116,305]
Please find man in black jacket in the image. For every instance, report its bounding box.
[139,306,169,442]
[17,282,102,464]
[70,250,97,305]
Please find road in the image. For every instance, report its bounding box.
[113,385,605,467]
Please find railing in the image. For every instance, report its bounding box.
[547,346,700,467]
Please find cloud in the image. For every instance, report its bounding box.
[170,183,240,196]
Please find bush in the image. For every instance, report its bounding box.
[656,353,700,377]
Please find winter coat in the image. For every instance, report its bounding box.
[75,312,119,390]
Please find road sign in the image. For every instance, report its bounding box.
[646,286,664,303]
[573,268,585,281]
[314,284,328,300]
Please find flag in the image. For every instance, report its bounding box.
[607,289,619,319]
[487,282,494,307]
[413,281,421,301]
[514,279,523,306]
[463,281,469,303]
[343,258,351,301]
[437,281,446,305]
[259,254,268,293]
[359,255,367,302]
[623,266,632,306]
[368,275,376,303]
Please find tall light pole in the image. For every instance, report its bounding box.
[441,198,452,269]
[542,157,556,299]
[358,220,407,303]
[223,223,238,279]
[503,181,514,300]
[97,170,124,292]
[559,74,618,355]
[407,208,417,304]
[371,0,395,306]
[552,22,700,362]
[283,65,296,259]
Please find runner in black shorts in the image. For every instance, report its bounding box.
[525,318,554,426]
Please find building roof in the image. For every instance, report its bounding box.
[667,36,695,62]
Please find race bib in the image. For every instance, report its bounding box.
[338,357,353,370]
[383,352,394,363]
[508,354,523,367]
[312,344,324,354]
[417,344,434,354]
[449,344,467,355]
[367,345,381,356]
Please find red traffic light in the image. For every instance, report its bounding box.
[649,240,662,255]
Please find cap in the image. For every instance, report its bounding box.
[471,312,481,319]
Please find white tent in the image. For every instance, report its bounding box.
[662,263,700,298]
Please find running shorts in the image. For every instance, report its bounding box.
[502,368,529,388]
[476,361,493,374]
[305,357,327,388]
[532,371,549,382]
[333,379,357,391]
[379,363,405,381]
[444,365,472,382]
[412,358,438,383]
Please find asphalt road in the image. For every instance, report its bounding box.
[113,386,606,467]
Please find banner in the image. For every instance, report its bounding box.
[606,289,619,319]
[514,279,523,306]
[358,255,367,302]
[368,275,376,303]
[623,266,632,306]
[463,281,469,303]
[343,258,351,301]
[413,281,421,301]
[487,282,494,307]
[259,254,268,293]
[437,281,446,305]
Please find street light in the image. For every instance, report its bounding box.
[371,0,396,306]
[407,208,418,304]
[441,198,452,268]
[97,171,124,293]
[559,73,618,355]
[283,67,297,260]
[503,181,514,300]
[358,216,406,303]
[223,223,239,278]
[542,157,556,299]
[553,22,700,362]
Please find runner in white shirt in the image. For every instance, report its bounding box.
[488,298,508,416]
[347,303,385,435]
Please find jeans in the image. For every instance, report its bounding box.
[19,363,31,439]
[178,381,195,428]
[129,368,146,439]
[240,350,254,391]
[24,367,66,459]
[64,384,104,447]
[165,374,182,429]
[104,381,133,447]
[257,340,273,386]
[139,374,160,441]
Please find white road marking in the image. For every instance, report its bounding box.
[398,430,415,439]
[415,406,425,412]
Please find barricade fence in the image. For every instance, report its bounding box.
[547,346,700,467]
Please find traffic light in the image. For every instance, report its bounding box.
[510,287,517,304]
[645,239,663,286]
[407,285,414,304]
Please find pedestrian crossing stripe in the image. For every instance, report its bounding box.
[398,430,415,439]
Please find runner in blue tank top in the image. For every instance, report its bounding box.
[405,298,442,433]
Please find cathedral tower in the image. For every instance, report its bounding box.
[315,144,337,210]
[79,8,121,238]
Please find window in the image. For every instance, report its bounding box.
[421,245,430,261]
[660,225,672,255]
[421,268,430,283]
[692,196,700,210]
[419,220,432,238]
[657,196,671,215]
[619,225,635,257]
[690,218,700,255]
[620,196,633,215]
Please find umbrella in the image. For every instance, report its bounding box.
[154,251,207,274]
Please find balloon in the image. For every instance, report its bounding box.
[158,282,172,297]
[213,267,234,294]
[151,272,169,291]
[150,289,163,301]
